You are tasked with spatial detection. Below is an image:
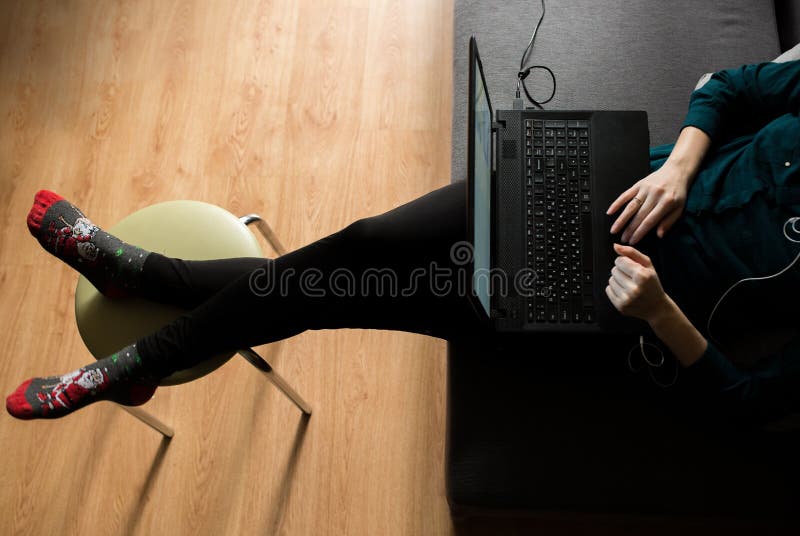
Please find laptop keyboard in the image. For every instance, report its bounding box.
[524,119,595,324]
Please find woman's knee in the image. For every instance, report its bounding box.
[340,216,381,246]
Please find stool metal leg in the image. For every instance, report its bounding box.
[117,404,175,438]
[238,348,312,416]
[240,214,287,256]
[239,216,311,415]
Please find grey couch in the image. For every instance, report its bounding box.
[447,0,800,523]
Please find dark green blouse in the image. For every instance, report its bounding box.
[648,60,800,422]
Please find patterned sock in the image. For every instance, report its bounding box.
[5,343,158,420]
[27,190,149,298]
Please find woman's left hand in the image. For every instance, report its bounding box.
[606,162,689,245]
[605,243,670,324]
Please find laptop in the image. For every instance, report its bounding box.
[467,36,658,334]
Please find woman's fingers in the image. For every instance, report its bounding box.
[613,255,639,279]
[607,183,639,220]
[609,273,626,292]
[657,206,683,238]
[625,199,670,244]
[606,263,643,312]
[619,195,657,243]
[612,243,652,268]
[605,283,622,309]
[609,192,644,234]
[606,245,668,321]
[610,266,636,292]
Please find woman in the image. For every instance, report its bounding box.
[7,59,800,424]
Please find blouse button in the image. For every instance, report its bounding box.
[785,161,791,167]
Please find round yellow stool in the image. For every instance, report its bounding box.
[74,201,311,436]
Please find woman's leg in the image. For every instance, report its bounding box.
[8,182,483,419]
[137,181,483,377]
[25,189,280,309]
[138,255,270,309]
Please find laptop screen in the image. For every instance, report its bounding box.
[472,51,492,316]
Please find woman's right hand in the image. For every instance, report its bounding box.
[606,161,690,245]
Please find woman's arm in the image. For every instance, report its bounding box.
[659,126,711,191]
[608,243,800,422]
[608,61,800,245]
[651,299,800,422]
[645,294,707,368]
[683,60,800,141]
[606,243,706,368]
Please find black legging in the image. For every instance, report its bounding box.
[135,181,487,377]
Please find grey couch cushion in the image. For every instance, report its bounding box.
[451,0,782,182]
[446,337,800,519]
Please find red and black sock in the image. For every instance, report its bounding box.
[27,190,149,298]
[6,343,157,420]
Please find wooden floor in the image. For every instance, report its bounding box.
[0,1,455,534]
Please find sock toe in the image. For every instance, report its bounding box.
[6,379,35,420]
[27,189,65,236]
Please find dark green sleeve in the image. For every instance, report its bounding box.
[682,336,800,422]
[682,60,800,141]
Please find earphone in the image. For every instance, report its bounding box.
[627,334,677,388]
[706,216,800,345]
[629,217,800,388]
[783,216,800,242]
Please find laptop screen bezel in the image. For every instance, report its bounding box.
[466,35,494,321]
